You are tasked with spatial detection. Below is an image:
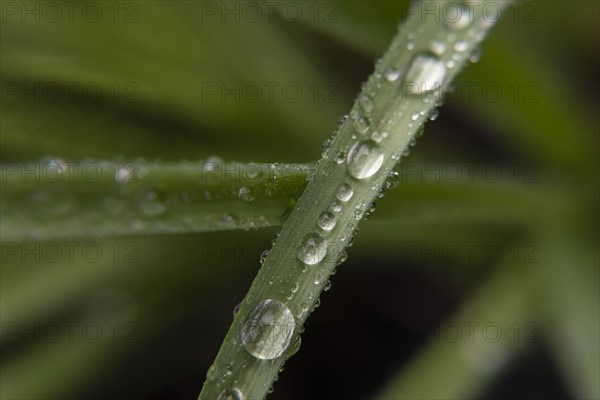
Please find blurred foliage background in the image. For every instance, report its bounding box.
[1,1,598,399]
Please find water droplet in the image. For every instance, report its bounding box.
[318,211,337,232]
[337,251,348,266]
[298,233,327,265]
[429,109,440,121]
[358,93,374,113]
[347,140,384,180]
[431,40,447,56]
[330,200,343,213]
[354,116,370,134]
[233,302,242,318]
[324,280,332,291]
[338,115,348,128]
[384,67,400,82]
[411,111,420,121]
[371,130,389,143]
[336,183,353,202]
[445,6,472,30]
[217,388,244,400]
[446,60,456,69]
[290,283,299,293]
[404,52,447,94]
[141,191,166,217]
[334,151,346,164]
[454,40,468,52]
[469,45,482,63]
[314,298,321,308]
[285,333,302,359]
[260,250,269,265]
[238,187,255,202]
[241,299,295,360]
[407,41,415,50]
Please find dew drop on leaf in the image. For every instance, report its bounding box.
[241,299,295,360]
[384,67,400,82]
[298,233,327,265]
[317,211,337,232]
[404,52,447,94]
[347,140,385,180]
[217,388,244,400]
[354,116,371,134]
[335,183,354,202]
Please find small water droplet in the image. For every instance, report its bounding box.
[285,334,302,359]
[233,302,242,318]
[337,251,348,266]
[334,151,346,164]
[217,388,244,400]
[431,40,447,56]
[358,93,374,113]
[314,298,321,308]
[324,280,332,291]
[298,233,327,265]
[404,52,447,94]
[317,211,337,232]
[429,109,440,121]
[241,299,295,360]
[454,40,468,52]
[411,111,420,121]
[469,45,482,63]
[290,283,299,293]
[238,187,255,202]
[330,200,343,213]
[384,67,400,82]
[347,140,384,180]
[446,60,456,69]
[259,250,269,265]
[445,6,472,31]
[336,183,354,202]
[354,116,371,134]
[371,130,389,143]
[337,115,348,128]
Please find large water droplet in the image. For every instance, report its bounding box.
[347,140,384,180]
[217,388,244,400]
[241,299,295,360]
[404,52,447,94]
[336,183,354,202]
[298,233,327,265]
[317,211,337,232]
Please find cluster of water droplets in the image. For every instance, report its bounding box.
[209,8,491,398]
